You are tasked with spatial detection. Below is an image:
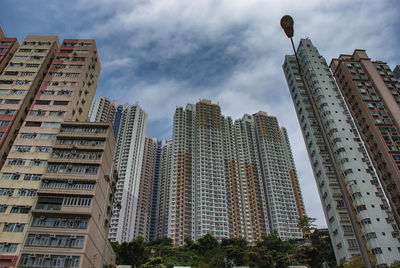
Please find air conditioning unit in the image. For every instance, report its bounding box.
[8,192,13,196]
[104,175,110,181]
[71,150,77,154]
[67,179,73,184]
[40,216,46,220]
[44,254,51,259]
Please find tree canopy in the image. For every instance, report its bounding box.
[107,232,339,268]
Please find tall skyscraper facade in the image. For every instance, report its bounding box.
[0,35,58,170]
[155,140,173,239]
[330,51,400,226]
[134,137,157,239]
[0,37,102,267]
[283,38,400,266]
[109,104,147,243]
[168,100,304,246]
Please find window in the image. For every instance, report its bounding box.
[63,197,91,207]
[19,254,80,267]
[10,89,26,94]
[3,223,25,232]
[49,111,65,116]
[14,145,31,152]
[366,232,377,240]
[347,239,358,249]
[57,90,72,96]
[18,189,37,196]
[0,120,10,126]
[35,100,51,105]
[0,243,18,253]
[0,109,16,115]
[40,134,56,140]
[356,205,367,213]
[34,146,52,152]
[40,89,54,95]
[0,188,14,196]
[1,173,20,180]
[0,205,7,213]
[20,72,35,76]
[5,99,21,104]
[20,133,37,139]
[26,63,39,68]
[32,216,88,229]
[8,158,26,166]
[65,73,79,78]
[371,248,382,254]
[44,122,61,128]
[53,101,69,106]
[29,159,47,167]
[25,121,41,127]
[10,206,30,214]
[30,110,46,116]
[25,234,84,248]
[23,174,42,181]
[15,80,30,86]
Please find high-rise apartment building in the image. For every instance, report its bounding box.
[155,140,172,239]
[89,97,116,124]
[19,122,117,268]
[0,37,101,267]
[134,137,157,239]
[0,27,18,74]
[330,51,400,227]
[283,38,400,266]
[168,100,304,246]
[109,104,147,243]
[89,96,123,138]
[0,36,57,170]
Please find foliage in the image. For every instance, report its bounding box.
[110,232,338,268]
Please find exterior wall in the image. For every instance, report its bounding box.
[109,104,147,243]
[283,38,400,266]
[0,37,101,266]
[330,52,400,227]
[253,113,303,240]
[0,31,18,75]
[89,97,117,126]
[0,36,58,170]
[155,140,172,239]
[134,137,157,240]
[167,100,304,246]
[0,36,59,266]
[19,122,117,268]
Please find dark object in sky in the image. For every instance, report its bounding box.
[280,15,294,38]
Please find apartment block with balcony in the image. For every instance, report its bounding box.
[109,104,147,243]
[0,35,58,170]
[19,122,117,268]
[283,38,400,266]
[330,51,400,227]
[134,137,157,240]
[0,38,100,267]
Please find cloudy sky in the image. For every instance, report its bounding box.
[1,0,399,227]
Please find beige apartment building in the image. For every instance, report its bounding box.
[0,35,58,170]
[330,50,400,226]
[0,37,102,267]
[19,122,117,268]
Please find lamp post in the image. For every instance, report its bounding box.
[280,15,373,268]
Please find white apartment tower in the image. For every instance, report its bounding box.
[283,38,400,266]
[109,104,147,243]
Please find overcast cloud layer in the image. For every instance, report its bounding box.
[1,0,399,227]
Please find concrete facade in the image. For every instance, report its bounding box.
[283,38,400,266]
[109,104,147,243]
[19,122,117,268]
[330,51,400,228]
